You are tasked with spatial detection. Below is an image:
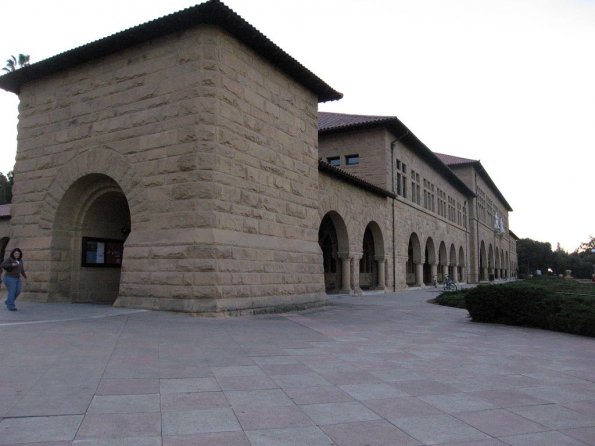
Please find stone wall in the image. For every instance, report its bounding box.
[9,25,325,313]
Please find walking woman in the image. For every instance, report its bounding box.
[1,248,27,311]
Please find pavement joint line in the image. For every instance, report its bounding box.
[0,309,148,327]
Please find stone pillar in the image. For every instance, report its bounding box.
[415,263,423,286]
[442,265,449,282]
[338,252,351,294]
[483,267,489,281]
[375,256,386,291]
[431,263,438,285]
[352,254,363,296]
[460,266,466,283]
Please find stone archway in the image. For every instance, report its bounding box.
[495,249,500,279]
[438,242,447,283]
[359,221,385,290]
[458,246,466,282]
[448,244,457,280]
[424,238,436,285]
[480,241,487,281]
[407,233,422,286]
[318,211,349,293]
[488,244,495,281]
[49,174,131,304]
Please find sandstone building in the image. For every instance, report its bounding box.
[0,0,517,313]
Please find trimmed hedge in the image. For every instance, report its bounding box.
[433,289,471,309]
[465,283,595,337]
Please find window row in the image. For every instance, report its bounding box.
[327,154,359,167]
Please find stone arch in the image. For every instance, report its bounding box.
[495,249,501,279]
[318,211,349,293]
[458,246,466,282]
[49,173,131,303]
[359,221,385,290]
[448,243,457,280]
[39,149,143,231]
[501,248,505,279]
[488,244,495,281]
[505,251,510,279]
[438,241,448,283]
[424,237,436,285]
[406,233,422,286]
[480,241,487,281]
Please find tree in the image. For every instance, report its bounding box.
[2,53,30,73]
[517,238,553,275]
[576,236,595,253]
[0,171,13,204]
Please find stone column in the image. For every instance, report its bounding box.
[338,252,351,294]
[460,266,466,283]
[431,263,438,285]
[442,265,449,282]
[483,266,489,281]
[352,254,363,296]
[415,263,424,286]
[375,256,386,291]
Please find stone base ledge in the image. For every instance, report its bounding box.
[113,292,327,316]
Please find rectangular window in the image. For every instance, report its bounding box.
[395,159,407,198]
[327,156,340,167]
[82,237,124,267]
[345,154,359,165]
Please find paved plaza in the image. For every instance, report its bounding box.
[1,288,594,445]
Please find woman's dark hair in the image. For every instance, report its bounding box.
[9,248,22,259]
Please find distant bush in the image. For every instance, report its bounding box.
[433,289,471,309]
[464,282,595,337]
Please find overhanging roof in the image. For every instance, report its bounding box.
[318,160,396,199]
[319,112,475,198]
[0,0,342,103]
[434,152,513,212]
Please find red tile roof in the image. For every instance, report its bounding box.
[318,160,395,199]
[434,152,477,166]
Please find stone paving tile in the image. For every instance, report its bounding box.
[87,394,160,414]
[224,389,294,408]
[391,379,460,396]
[73,438,161,446]
[339,383,408,400]
[245,426,334,446]
[420,392,498,413]
[271,372,332,389]
[0,415,83,445]
[162,431,251,446]
[467,389,549,408]
[161,408,241,436]
[260,362,313,375]
[455,408,548,437]
[508,404,595,430]
[233,405,313,430]
[517,385,595,404]
[320,419,421,446]
[250,356,300,366]
[160,391,229,411]
[8,387,96,417]
[215,374,278,391]
[75,413,162,440]
[96,378,160,395]
[390,414,492,445]
[425,440,508,446]
[562,399,595,416]
[284,385,354,405]
[500,430,589,446]
[300,401,381,425]
[211,366,264,377]
[363,396,444,419]
[158,364,213,379]
[159,377,220,394]
[561,426,595,445]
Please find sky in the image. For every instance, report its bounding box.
[0,0,593,252]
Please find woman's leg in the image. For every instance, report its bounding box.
[5,276,18,309]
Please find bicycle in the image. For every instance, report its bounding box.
[443,275,458,292]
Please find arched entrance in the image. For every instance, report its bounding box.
[318,211,349,293]
[488,244,495,281]
[406,233,421,286]
[424,238,436,285]
[479,241,487,281]
[458,246,466,282]
[448,244,457,280]
[495,249,500,279]
[49,174,131,304]
[359,221,385,290]
[438,242,447,283]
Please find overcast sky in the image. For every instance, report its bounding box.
[0,0,593,252]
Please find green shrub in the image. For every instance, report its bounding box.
[433,289,471,309]
[465,283,595,337]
